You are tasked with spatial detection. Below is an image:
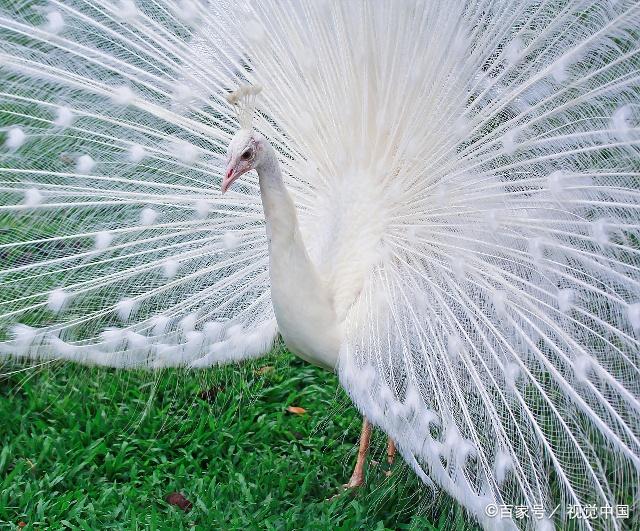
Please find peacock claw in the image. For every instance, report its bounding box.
[343,475,365,490]
[326,478,363,501]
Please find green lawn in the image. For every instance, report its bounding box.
[0,343,468,530]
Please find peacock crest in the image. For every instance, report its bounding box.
[225,84,262,130]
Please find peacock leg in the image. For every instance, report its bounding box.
[344,417,372,489]
[384,438,397,477]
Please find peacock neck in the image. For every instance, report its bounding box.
[256,143,299,246]
[255,142,340,370]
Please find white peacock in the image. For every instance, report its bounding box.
[1,2,639,529]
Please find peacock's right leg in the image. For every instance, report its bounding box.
[343,417,372,489]
[384,437,397,477]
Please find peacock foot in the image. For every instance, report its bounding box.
[326,472,364,500]
[343,471,365,489]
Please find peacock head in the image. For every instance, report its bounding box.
[222,84,264,194]
[222,128,266,193]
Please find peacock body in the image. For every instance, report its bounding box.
[1,1,639,529]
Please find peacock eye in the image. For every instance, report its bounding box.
[241,149,252,160]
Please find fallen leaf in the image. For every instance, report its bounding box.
[286,406,307,415]
[165,492,193,512]
[255,365,274,375]
[197,386,225,402]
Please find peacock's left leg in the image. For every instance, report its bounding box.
[344,417,372,488]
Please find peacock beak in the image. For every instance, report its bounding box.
[221,165,237,194]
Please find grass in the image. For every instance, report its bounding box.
[0,343,468,530]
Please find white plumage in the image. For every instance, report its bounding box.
[1,1,639,529]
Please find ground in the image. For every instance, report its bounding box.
[0,343,470,530]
